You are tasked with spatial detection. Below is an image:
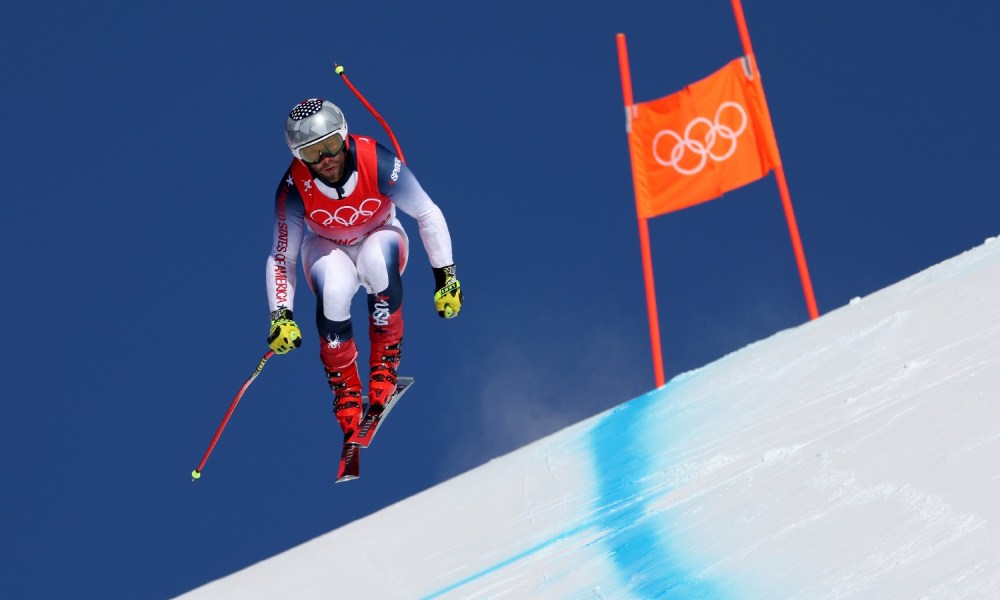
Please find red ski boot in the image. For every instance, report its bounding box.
[368,315,403,410]
[321,341,363,437]
[329,362,363,435]
[368,342,401,410]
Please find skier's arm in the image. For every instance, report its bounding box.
[377,145,462,318]
[376,145,453,269]
[265,175,307,350]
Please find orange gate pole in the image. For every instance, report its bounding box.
[617,33,666,387]
[730,0,820,320]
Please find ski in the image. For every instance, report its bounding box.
[336,433,361,483]
[348,376,414,448]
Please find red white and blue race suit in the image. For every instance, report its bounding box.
[266,134,453,372]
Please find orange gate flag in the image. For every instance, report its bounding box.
[630,57,782,218]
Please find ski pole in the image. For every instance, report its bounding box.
[333,63,407,165]
[191,350,275,480]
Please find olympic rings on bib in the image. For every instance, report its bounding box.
[310,198,383,227]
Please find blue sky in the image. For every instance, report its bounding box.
[2,2,998,598]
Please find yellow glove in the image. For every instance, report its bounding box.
[267,308,302,353]
[433,264,463,319]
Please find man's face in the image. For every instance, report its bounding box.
[311,148,347,183]
[299,134,347,183]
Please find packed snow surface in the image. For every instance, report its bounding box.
[178,237,1000,599]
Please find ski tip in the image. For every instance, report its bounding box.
[191,469,202,481]
[335,474,359,483]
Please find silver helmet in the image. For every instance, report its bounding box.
[284,98,348,158]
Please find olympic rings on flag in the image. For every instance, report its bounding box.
[651,102,748,175]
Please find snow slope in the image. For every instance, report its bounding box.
[177,237,1000,599]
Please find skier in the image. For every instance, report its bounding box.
[265,98,463,438]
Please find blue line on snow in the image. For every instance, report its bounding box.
[420,520,595,599]
[588,384,724,598]
[422,377,727,598]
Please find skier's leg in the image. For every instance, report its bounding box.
[303,234,364,434]
[356,221,409,408]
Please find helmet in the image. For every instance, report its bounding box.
[285,98,348,160]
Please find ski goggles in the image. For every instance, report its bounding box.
[294,132,347,164]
